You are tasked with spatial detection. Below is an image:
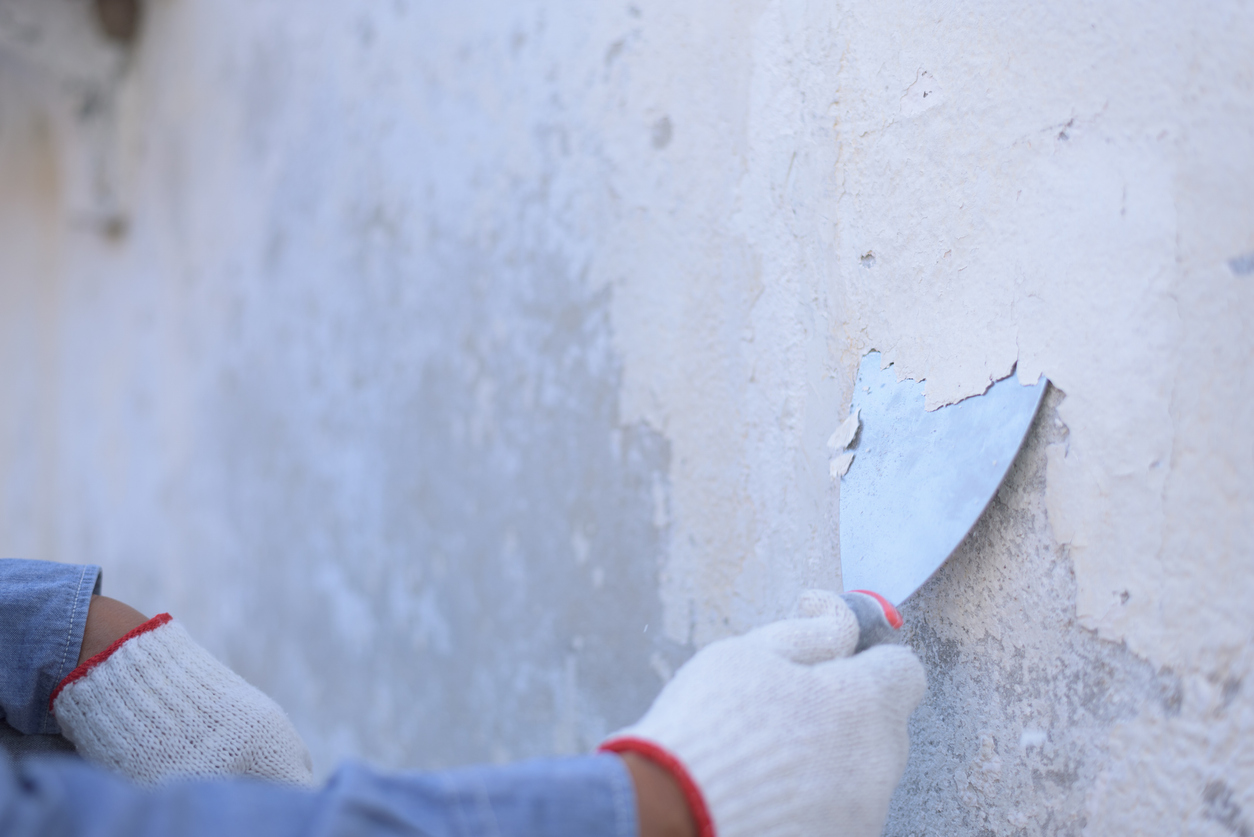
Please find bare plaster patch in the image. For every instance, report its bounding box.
[886,390,1206,836]
[899,70,943,118]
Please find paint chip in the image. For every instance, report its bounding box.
[830,451,855,479]
[827,408,861,451]
[900,70,944,117]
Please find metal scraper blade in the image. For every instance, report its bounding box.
[838,352,1048,606]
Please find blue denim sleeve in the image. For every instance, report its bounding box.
[0,750,638,837]
[0,559,101,735]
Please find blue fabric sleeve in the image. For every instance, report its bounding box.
[0,559,102,735]
[0,751,638,837]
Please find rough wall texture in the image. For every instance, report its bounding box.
[891,387,1189,836]
[0,0,1250,833]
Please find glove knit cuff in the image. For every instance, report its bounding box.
[49,612,313,786]
[49,612,174,709]
[602,736,717,837]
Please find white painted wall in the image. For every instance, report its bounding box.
[0,1,1250,833]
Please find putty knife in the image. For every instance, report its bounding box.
[835,352,1048,645]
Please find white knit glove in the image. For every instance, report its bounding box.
[603,590,926,837]
[51,614,314,787]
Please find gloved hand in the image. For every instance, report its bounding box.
[51,613,314,787]
[602,590,926,837]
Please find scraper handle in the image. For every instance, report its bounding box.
[840,590,903,653]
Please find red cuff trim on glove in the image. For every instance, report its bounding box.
[49,613,173,710]
[601,736,716,837]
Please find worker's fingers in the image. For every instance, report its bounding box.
[793,588,845,619]
[754,607,860,665]
[820,644,927,719]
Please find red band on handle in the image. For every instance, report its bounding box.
[49,613,173,710]
[848,589,903,629]
[601,736,716,837]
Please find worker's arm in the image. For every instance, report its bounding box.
[2,749,643,837]
[0,559,313,786]
[51,609,315,786]
[0,559,689,835]
[76,595,148,664]
[4,574,919,837]
[0,559,101,736]
[0,558,147,738]
[621,752,695,837]
[0,561,157,735]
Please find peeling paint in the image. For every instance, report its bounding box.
[829,452,855,479]
[826,407,860,451]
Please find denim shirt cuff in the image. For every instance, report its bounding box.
[0,560,102,735]
[44,565,101,732]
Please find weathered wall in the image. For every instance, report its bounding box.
[0,0,1250,832]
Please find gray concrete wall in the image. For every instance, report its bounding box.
[0,1,1250,832]
[892,387,1185,835]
